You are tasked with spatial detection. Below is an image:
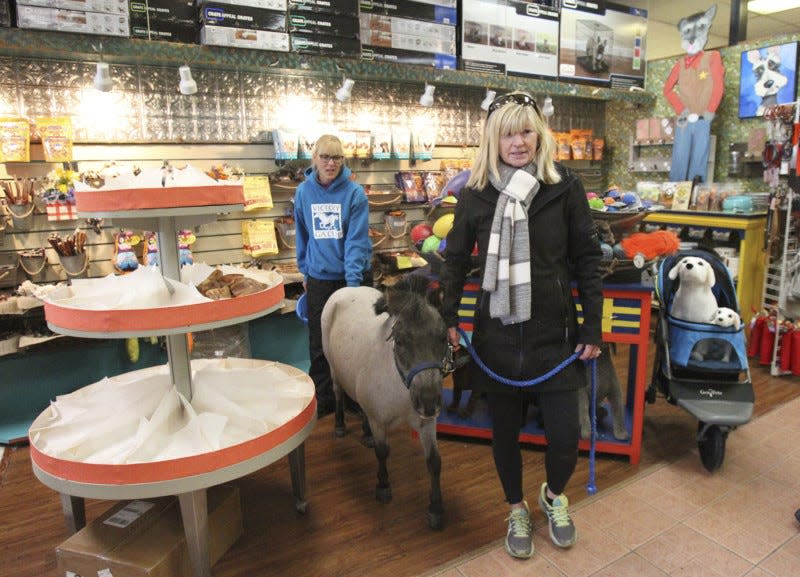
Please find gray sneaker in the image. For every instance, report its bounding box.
[538,483,577,548]
[504,501,533,559]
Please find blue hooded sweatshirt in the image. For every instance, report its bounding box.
[294,164,372,286]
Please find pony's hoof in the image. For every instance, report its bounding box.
[295,499,308,514]
[427,511,444,530]
[375,486,392,503]
[457,408,474,419]
[360,434,375,448]
[334,427,346,438]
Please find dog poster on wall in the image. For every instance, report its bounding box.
[739,41,798,119]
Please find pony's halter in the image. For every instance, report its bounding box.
[394,343,456,389]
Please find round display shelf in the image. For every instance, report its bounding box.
[74,183,245,216]
[44,280,285,338]
[29,359,317,500]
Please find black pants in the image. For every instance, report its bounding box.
[487,388,580,504]
[306,273,372,402]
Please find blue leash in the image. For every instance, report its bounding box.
[455,327,599,495]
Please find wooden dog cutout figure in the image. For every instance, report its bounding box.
[580,343,628,441]
[668,256,718,323]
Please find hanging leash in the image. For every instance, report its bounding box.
[456,326,599,495]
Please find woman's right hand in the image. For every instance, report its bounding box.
[447,327,461,350]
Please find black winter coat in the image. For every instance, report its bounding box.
[440,164,603,393]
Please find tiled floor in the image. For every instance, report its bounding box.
[420,397,800,577]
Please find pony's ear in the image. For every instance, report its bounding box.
[373,294,388,316]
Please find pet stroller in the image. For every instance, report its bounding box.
[647,248,753,472]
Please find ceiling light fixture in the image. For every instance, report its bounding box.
[480,89,497,111]
[178,65,197,95]
[335,77,354,102]
[419,83,435,107]
[93,61,113,92]
[748,0,800,14]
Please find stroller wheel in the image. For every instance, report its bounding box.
[697,422,727,473]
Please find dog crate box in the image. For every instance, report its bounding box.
[288,0,358,17]
[131,20,198,43]
[201,24,289,50]
[360,44,456,70]
[204,0,287,9]
[16,0,128,14]
[359,0,457,25]
[198,2,286,32]
[56,485,242,577]
[360,29,456,56]
[129,0,196,23]
[16,4,130,36]
[359,14,455,43]
[290,32,360,57]
[288,11,359,38]
[0,0,11,27]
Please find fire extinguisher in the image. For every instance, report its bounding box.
[759,315,777,365]
[779,321,795,373]
[748,311,767,357]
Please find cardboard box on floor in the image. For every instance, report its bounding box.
[56,484,242,577]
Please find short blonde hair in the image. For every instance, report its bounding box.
[467,92,561,190]
[313,134,344,158]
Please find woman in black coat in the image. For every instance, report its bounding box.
[440,92,603,560]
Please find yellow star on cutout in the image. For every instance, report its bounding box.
[698,70,709,80]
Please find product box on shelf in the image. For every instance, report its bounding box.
[359,0,457,25]
[200,24,290,50]
[360,44,456,70]
[198,2,287,32]
[291,32,360,57]
[288,11,359,38]
[129,0,197,43]
[16,4,130,36]
[56,485,242,577]
[359,14,455,43]
[0,0,11,27]
[361,29,456,55]
[16,0,128,14]
[288,0,358,16]
[207,0,287,9]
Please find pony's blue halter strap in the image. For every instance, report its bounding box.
[455,326,599,495]
[397,360,445,389]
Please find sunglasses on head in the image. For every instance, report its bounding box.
[487,93,541,117]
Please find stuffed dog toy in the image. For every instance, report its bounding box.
[747,45,788,117]
[710,306,741,330]
[668,256,718,322]
[580,343,628,441]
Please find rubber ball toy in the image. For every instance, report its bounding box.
[432,213,454,239]
[410,223,434,246]
[438,238,447,253]
[621,192,639,205]
[586,192,598,200]
[588,198,605,210]
[421,234,442,254]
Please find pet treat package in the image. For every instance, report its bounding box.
[354,131,371,158]
[242,175,273,212]
[391,127,410,160]
[298,132,319,160]
[37,116,73,163]
[412,126,437,161]
[272,128,298,161]
[372,127,392,160]
[340,130,357,158]
[242,219,279,257]
[0,118,30,162]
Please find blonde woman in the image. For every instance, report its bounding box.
[294,135,373,417]
[440,93,603,559]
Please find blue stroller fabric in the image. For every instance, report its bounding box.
[656,249,749,372]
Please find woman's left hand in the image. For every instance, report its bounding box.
[576,343,601,361]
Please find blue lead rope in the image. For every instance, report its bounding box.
[455,326,599,495]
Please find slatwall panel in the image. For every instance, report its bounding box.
[0,143,474,287]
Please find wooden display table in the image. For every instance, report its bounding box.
[437,282,652,465]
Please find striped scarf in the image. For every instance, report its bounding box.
[482,163,539,325]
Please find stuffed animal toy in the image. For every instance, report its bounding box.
[178,229,196,267]
[668,256,718,323]
[662,4,724,183]
[113,230,140,273]
[710,306,741,330]
[143,231,159,267]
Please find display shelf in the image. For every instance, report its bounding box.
[438,282,652,465]
[643,210,768,327]
[629,135,716,181]
[34,186,310,577]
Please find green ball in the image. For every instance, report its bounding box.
[421,234,442,253]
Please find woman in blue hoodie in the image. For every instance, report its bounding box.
[294,134,373,417]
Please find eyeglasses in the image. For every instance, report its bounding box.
[318,154,344,163]
[487,93,541,117]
